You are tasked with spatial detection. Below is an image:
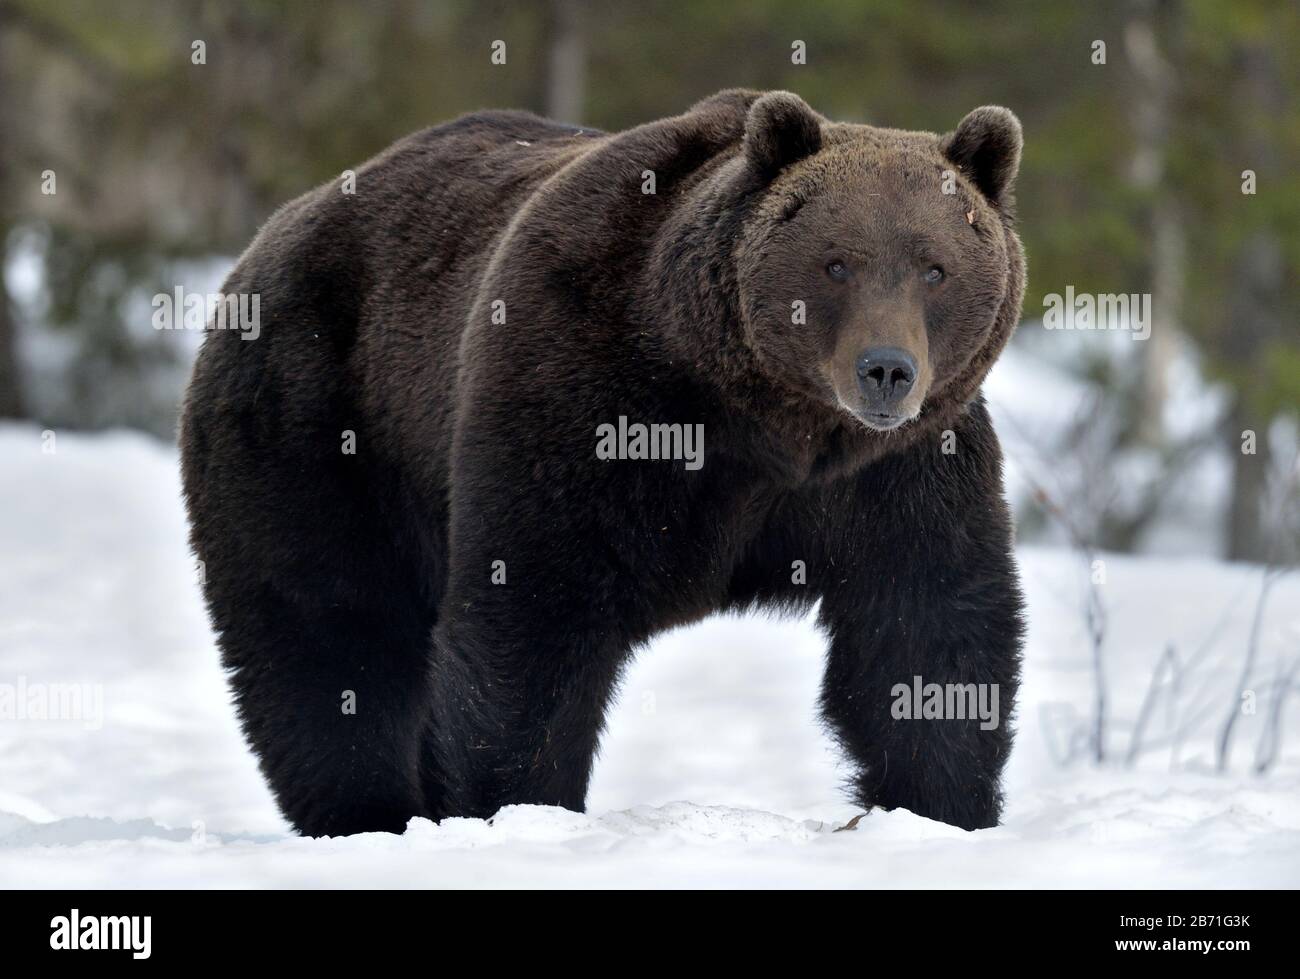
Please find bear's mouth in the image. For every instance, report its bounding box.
[830,390,916,433]
[859,411,909,432]
[832,395,915,433]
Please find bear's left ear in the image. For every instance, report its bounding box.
[743,91,822,180]
[942,106,1022,206]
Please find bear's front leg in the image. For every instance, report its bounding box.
[816,402,1024,830]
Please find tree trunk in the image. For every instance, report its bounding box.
[1223,395,1272,562]
[0,14,23,418]
[1222,43,1285,563]
[1124,0,1184,447]
[544,0,586,124]
[0,236,22,418]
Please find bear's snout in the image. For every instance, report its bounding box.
[856,346,917,424]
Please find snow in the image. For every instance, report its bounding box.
[1,423,1298,888]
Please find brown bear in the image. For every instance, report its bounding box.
[181,89,1026,836]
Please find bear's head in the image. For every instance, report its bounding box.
[731,92,1024,433]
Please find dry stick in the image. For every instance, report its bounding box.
[1254,653,1300,773]
[1117,562,1255,769]
[1126,643,1177,766]
[1216,567,1280,772]
[1216,449,1299,772]
[1166,644,1185,771]
[1251,451,1300,773]
[1156,578,1257,767]
[1123,530,1284,769]
[1085,557,1107,762]
[1141,675,1287,756]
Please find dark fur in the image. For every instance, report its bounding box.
[181,90,1027,835]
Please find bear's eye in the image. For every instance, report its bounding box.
[923,266,945,285]
[826,260,849,282]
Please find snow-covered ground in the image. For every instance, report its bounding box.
[1,423,1297,888]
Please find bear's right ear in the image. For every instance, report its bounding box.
[743,92,822,180]
[942,106,1022,206]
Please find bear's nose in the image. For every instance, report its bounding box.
[856,347,917,409]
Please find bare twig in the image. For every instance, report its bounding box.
[1126,644,1177,766]
[1253,653,1300,773]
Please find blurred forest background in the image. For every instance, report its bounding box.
[0,0,1296,562]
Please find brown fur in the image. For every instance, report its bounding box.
[181,90,1027,835]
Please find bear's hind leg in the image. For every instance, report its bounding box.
[420,610,629,821]
[220,583,435,837]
